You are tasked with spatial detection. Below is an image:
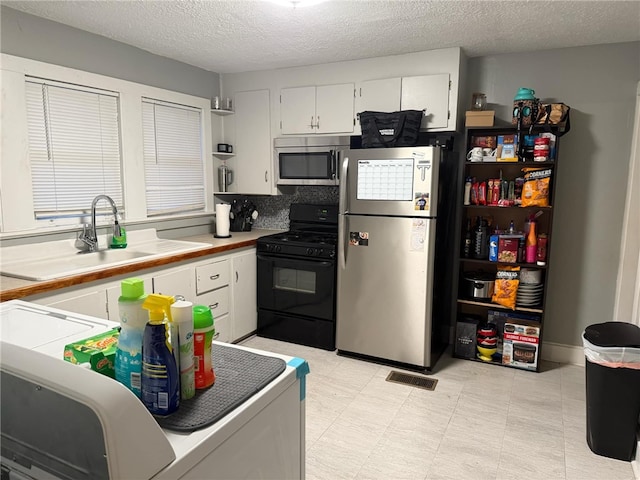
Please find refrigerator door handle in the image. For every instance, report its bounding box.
[339,154,349,214]
[339,214,348,269]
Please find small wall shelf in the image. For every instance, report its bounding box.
[211,108,234,116]
[212,152,235,158]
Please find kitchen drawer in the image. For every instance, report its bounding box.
[196,260,230,294]
[213,313,231,344]
[196,285,230,318]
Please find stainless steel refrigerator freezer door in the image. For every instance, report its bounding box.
[336,214,436,367]
[340,146,440,217]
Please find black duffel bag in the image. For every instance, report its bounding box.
[359,110,424,148]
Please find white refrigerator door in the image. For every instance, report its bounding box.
[336,214,436,367]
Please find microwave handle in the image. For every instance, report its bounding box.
[331,150,337,180]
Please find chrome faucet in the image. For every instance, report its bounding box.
[75,195,121,252]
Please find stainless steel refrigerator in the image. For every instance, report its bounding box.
[337,146,442,370]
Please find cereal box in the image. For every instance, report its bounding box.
[63,328,120,378]
[502,323,540,371]
[498,235,522,263]
[497,135,518,161]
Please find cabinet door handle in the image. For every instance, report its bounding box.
[209,274,220,280]
[265,170,268,183]
[213,332,220,340]
[316,116,320,129]
[309,116,314,129]
[235,271,239,283]
[209,302,219,310]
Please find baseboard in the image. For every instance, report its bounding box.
[540,341,585,366]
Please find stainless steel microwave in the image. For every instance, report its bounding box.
[274,136,350,186]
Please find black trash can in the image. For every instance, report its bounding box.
[582,322,640,461]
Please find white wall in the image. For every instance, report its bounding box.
[0,6,220,100]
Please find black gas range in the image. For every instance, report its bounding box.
[256,204,338,350]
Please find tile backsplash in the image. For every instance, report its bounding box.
[251,186,339,230]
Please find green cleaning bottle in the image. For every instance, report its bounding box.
[110,220,127,249]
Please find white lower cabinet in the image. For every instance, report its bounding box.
[195,285,231,343]
[32,288,109,320]
[152,266,195,299]
[230,250,257,341]
[22,247,257,343]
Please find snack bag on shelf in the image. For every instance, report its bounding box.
[521,168,552,207]
[492,265,520,310]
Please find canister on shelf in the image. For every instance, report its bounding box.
[533,137,550,162]
[536,233,548,266]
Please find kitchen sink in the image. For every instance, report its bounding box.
[0,229,210,281]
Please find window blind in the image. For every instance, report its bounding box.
[25,78,123,223]
[142,98,205,216]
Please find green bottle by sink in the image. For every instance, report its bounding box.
[110,222,127,249]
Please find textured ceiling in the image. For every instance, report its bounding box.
[4,0,640,74]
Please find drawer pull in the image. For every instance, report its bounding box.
[209,274,220,280]
[209,302,219,310]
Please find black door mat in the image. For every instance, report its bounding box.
[385,370,438,391]
[156,343,286,432]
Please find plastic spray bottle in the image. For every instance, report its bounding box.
[141,294,180,416]
[114,277,147,397]
[171,298,195,400]
[193,305,216,389]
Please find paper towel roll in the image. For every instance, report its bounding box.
[215,203,231,237]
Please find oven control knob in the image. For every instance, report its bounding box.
[330,250,336,258]
[318,249,324,256]
[306,248,314,255]
[275,245,282,253]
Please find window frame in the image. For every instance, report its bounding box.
[0,53,213,236]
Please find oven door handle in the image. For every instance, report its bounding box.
[257,254,334,268]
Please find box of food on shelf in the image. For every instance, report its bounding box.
[487,310,540,358]
[470,135,497,148]
[498,235,522,263]
[502,323,541,371]
[497,135,518,161]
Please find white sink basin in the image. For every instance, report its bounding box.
[0,229,210,281]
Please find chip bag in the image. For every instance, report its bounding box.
[492,265,520,310]
[521,168,551,207]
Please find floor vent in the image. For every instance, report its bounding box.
[385,371,438,391]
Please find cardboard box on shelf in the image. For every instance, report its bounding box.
[487,310,540,357]
[465,110,495,127]
[502,323,540,371]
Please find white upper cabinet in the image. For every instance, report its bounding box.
[401,73,450,130]
[358,77,402,113]
[234,89,272,195]
[280,83,355,135]
[355,74,451,132]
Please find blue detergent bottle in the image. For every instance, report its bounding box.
[141,294,180,416]
[114,277,147,397]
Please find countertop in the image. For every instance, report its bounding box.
[0,229,281,301]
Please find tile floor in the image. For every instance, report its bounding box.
[241,335,636,480]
